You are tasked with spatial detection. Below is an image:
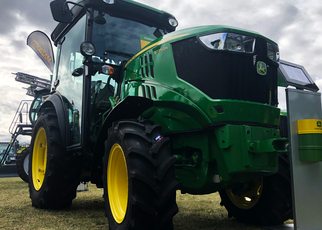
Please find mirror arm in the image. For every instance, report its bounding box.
[83,59,103,76]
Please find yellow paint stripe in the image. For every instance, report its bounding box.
[125,33,190,67]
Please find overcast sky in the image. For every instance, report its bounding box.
[0,0,322,143]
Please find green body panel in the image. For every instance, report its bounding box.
[173,124,286,194]
[121,25,285,193]
[124,25,280,130]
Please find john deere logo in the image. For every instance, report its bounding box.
[317,121,322,127]
[257,61,267,75]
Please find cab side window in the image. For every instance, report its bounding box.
[56,16,86,146]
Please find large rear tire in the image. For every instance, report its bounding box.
[103,120,178,230]
[29,108,81,209]
[16,147,30,183]
[219,153,292,225]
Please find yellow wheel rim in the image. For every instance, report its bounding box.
[226,178,263,209]
[32,127,47,191]
[107,144,128,224]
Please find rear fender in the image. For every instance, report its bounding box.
[91,96,153,185]
[38,93,67,147]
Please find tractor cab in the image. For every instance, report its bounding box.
[50,0,178,146]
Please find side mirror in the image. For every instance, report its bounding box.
[72,68,84,77]
[50,0,72,23]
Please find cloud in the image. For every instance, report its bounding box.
[0,0,55,143]
[10,39,26,51]
[0,2,21,35]
[0,1,56,33]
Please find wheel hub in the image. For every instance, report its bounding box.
[107,144,129,224]
[32,127,47,191]
[226,178,263,209]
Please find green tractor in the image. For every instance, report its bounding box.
[28,0,299,228]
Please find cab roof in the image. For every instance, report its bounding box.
[51,0,177,45]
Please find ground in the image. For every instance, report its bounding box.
[0,177,291,230]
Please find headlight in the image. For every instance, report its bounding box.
[168,18,178,28]
[267,42,279,62]
[199,32,255,53]
[80,42,95,56]
[103,0,115,4]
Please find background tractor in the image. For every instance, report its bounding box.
[26,0,319,229]
[0,72,51,182]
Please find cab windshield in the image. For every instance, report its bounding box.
[92,10,166,65]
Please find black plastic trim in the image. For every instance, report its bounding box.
[40,93,68,147]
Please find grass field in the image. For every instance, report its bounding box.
[0,177,288,230]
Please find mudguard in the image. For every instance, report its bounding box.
[39,93,67,147]
[91,96,154,186]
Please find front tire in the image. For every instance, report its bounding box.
[16,147,30,183]
[29,108,81,209]
[103,120,178,230]
[219,153,293,225]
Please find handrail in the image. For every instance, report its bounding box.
[9,100,33,135]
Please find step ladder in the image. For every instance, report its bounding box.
[1,73,51,168]
[0,100,33,167]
